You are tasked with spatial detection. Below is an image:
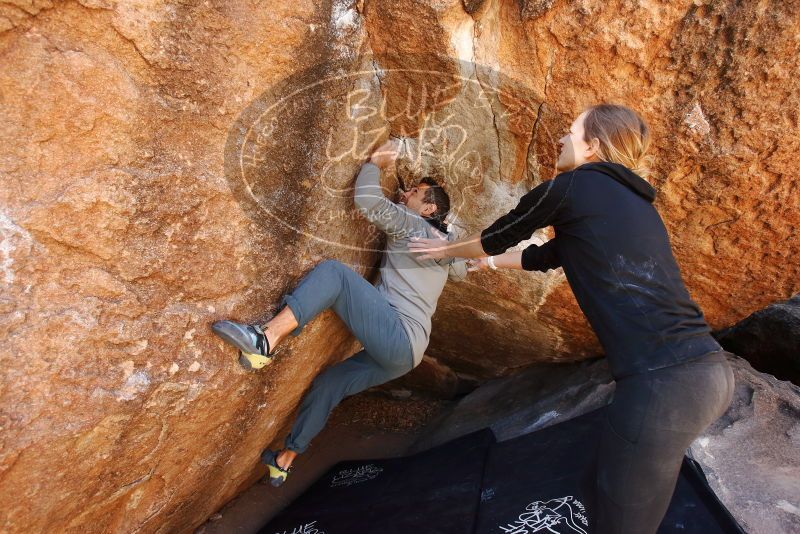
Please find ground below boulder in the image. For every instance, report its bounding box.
[412,354,800,534]
[689,356,800,534]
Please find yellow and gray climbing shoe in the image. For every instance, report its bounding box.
[238,350,272,370]
[261,448,290,487]
[211,320,276,370]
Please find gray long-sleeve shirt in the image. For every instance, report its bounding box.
[354,162,467,367]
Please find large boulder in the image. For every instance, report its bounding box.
[1,0,798,531]
[1,2,373,532]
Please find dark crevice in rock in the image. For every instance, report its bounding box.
[524,49,554,182]
[714,294,800,385]
[461,0,487,15]
[469,18,504,178]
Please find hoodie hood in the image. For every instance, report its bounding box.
[579,162,656,203]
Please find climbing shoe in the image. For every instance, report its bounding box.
[261,448,290,487]
[211,320,276,370]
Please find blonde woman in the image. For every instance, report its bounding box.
[409,104,735,534]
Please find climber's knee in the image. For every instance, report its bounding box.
[308,368,337,396]
[316,259,344,273]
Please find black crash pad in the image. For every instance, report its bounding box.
[261,428,495,534]
[475,409,743,534]
[262,409,742,534]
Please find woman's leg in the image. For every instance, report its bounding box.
[595,352,735,534]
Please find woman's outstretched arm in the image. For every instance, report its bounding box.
[467,251,523,271]
[408,230,486,260]
[408,173,572,261]
[467,239,561,272]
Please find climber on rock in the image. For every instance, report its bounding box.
[211,139,467,487]
[408,104,735,534]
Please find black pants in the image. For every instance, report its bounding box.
[595,350,735,534]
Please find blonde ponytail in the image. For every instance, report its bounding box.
[583,104,652,179]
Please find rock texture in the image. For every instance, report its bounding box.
[689,356,800,534]
[413,354,800,534]
[1,0,799,532]
[377,354,479,400]
[411,358,614,450]
[424,0,800,376]
[1,2,371,532]
[715,294,800,384]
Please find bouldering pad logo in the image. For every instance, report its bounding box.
[498,496,589,534]
[272,520,325,534]
[329,463,383,487]
[224,54,545,266]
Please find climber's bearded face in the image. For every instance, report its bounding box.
[399,183,436,217]
[556,111,599,172]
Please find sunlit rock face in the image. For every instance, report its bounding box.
[1,0,798,531]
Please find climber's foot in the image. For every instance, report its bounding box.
[276,449,297,470]
[237,350,271,370]
[261,448,291,487]
[211,320,275,370]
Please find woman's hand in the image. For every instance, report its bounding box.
[466,258,490,272]
[408,234,451,260]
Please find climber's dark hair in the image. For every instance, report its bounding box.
[419,177,450,231]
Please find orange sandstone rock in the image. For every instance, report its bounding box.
[0,0,798,532]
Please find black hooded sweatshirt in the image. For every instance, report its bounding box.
[480,162,721,378]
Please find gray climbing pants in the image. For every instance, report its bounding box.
[595,350,735,533]
[281,260,415,453]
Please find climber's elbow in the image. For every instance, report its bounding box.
[353,163,384,213]
[354,193,379,214]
